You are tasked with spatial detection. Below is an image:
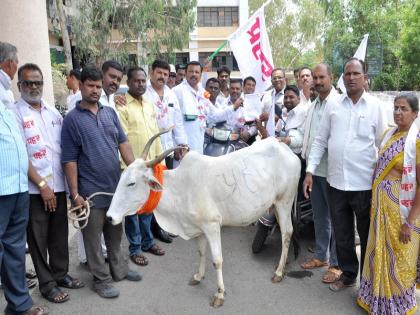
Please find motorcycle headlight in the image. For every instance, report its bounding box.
[213,128,231,142]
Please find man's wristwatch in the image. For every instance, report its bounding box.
[37,180,47,189]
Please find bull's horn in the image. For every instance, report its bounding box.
[141,127,174,160]
[145,146,182,168]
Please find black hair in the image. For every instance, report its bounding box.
[217,66,231,76]
[395,93,419,112]
[205,77,220,87]
[127,67,147,81]
[230,78,243,86]
[151,60,170,72]
[80,65,102,83]
[102,60,124,74]
[284,85,300,97]
[243,76,256,85]
[69,69,81,80]
[298,66,312,77]
[186,61,202,72]
[18,63,43,81]
[271,68,285,78]
[175,64,186,71]
[293,68,301,75]
[343,58,368,74]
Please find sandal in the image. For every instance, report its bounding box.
[329,279,355,292]
[26,269,37,279]
[144,244,165,256]
[57,275,85,289]
[300,258,328,269]
[130,254,149,266]
[27,278,37,289]
[42,287,69,303]
[322,267,342,284]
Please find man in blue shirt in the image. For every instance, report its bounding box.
[61,66,141,299]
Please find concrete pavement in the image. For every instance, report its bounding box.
[1,224,418,314]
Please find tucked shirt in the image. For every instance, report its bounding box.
[61,101,127,208]
[0,100,28,195]
[67,90,117,113]
[173,81,234,153]
[144,83,187,150]
[13,98,65,194]
[307,91,387,191]
[117,93,163,161]
[0,70,15,109]
[302,88,340,177]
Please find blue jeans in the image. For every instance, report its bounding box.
[124,213,154,256]
[0,192,33,314]
[312,176,338,266]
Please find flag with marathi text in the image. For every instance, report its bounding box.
[228,6,274,93]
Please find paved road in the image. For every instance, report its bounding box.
[1,225,419,315]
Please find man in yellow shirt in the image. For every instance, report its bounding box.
[118,67,165,267]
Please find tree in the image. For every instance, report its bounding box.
[249,0,325,69]
[71,0,197,65]
[55,0,73,72]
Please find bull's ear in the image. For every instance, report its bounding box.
[147,176,163,191]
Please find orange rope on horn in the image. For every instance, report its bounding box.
[136,164,167,215]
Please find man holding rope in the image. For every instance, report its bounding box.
[61,66,141,299]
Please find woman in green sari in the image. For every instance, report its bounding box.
[357,93,420,315]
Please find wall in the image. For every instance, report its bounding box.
[0,0,55,106]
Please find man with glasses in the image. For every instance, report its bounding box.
[166,64,177,89]
[13,63,85,304]
[260,68,287,128]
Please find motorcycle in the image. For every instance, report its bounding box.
[203,123,248,156]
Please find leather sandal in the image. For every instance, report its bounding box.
[144,244,165,256]
[322,267,342,283]
[42,286,69,303]
[130,254,148,266]
[57,275,85,289]
[300,258,328,269]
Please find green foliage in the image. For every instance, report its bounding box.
[71,0,196,65]
[249,0,325,69]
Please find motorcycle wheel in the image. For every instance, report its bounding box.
[252,223,270,254]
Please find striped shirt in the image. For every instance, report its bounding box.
[0,100,28,195]
[61,101,127,208]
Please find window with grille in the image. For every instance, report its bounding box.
[197,7,239,27]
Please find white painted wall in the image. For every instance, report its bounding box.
[0,0,55,106]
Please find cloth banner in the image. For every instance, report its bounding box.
[228,6,274,93]
[337,34,369,93]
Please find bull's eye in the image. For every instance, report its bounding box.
[127,182,136,187]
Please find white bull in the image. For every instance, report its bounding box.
[107,132,301,307]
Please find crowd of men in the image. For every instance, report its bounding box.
[0,37,388,315]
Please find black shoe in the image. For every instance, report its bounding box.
[252,223,270,254]
[155,228,173,243]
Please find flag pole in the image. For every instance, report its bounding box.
[208,40,228,61]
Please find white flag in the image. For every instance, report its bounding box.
[228,6,274,93]
[337,34,369,93]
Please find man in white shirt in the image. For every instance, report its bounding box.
[254,85,308,250]
[300,64,341,283]
[0,42,18,109]
[261,68,287,117]
[66,69,80,110]
[304,58,387,291]
[215,66,230,107]
[14,63,84,303]
[298,67,313,107]
[67,60,124,112]
[205,77,221,106]
[145,60,188,243]
[173,61,240,154]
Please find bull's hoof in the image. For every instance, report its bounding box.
[271,274,284,283]
[210,296,224,308]
[188,278,201,286]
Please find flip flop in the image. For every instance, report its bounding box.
[130,254,149,266]
[144,244,165,256]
